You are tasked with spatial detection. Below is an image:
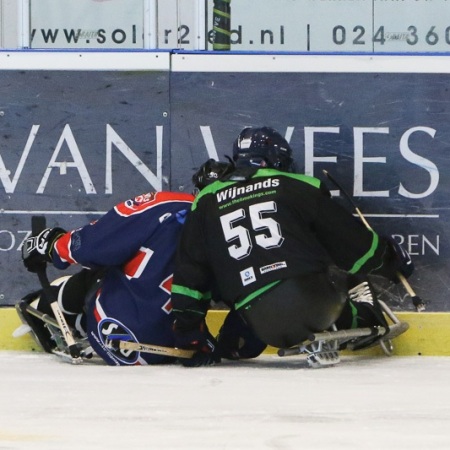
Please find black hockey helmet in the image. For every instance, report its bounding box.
[232,126,295,172]
[192,158,234,191]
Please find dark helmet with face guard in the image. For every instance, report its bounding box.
[192,158,234,190]
[232,126,295,172]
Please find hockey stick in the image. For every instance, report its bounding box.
[106,339,195,359]
[15,300,94,360]
[18,300,59,329]
[322,170,426,312]
[31,216,83,363]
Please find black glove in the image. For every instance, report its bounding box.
[216,310,266,360]
[22,227,66,273]
[377,237,414,283]
[173,321,221,367]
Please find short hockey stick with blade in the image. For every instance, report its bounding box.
[15,300,94,360]
[323,170,426,312]
[105,338,195,359]
[31,216,83,363]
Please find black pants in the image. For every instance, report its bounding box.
[240,271,347,349]
[37,268,104,331]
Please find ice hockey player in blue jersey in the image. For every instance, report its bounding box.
[20,191,194,366]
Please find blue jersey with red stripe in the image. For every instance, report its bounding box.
[53,191,194,365]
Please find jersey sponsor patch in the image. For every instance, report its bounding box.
[176,209,189,224]
[114,193,157,216]
[92,298,140,364]
[96,317,140,365]
[240,267,256,286]
[260,261,287,274]
[115,192,194,217]
[216,178,279,204]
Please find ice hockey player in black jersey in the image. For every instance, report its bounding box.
[171,126,414,367]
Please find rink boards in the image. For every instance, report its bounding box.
[1,307,450,357]
[1,51,450,310]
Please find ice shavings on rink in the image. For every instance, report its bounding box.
[1,352,450,449]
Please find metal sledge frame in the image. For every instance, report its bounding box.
[15,300,195,363]
[15,300,95,364]
[277,300,409,367]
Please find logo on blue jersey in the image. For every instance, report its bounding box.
[176,209,189,224]
[97,318,140,365]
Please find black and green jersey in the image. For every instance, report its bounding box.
[172,168,388,328]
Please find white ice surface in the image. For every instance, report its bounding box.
[1,352,450,450]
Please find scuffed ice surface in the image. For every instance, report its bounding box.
[1,352,450,449]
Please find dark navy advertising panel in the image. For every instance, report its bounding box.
[170,70,449,311]
[2,56,449,312]
[0,70,170,304]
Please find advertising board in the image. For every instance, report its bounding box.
[170,53,450,311]
[26,0,450,53]
[0,52,170,303]
[1,51,449,312]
